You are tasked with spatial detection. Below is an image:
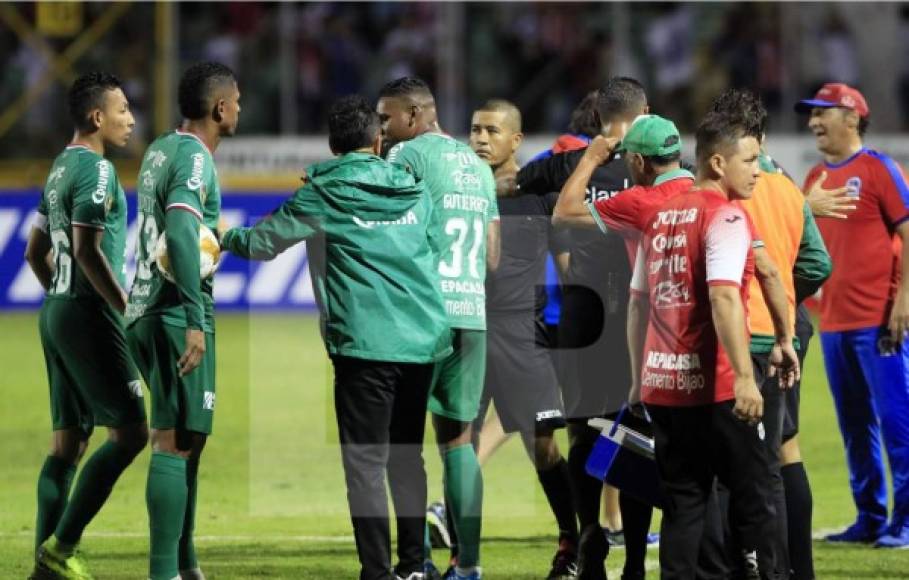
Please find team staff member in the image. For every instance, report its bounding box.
[628,110,796,580]
[468,99,577,580]
[796,83,909,548]
[513,77,648,580]
[550,113,692,580]
[27,72,147,580]
[222,95,451,580]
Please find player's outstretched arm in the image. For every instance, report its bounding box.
[73,226,128,314]
[552,136,618,229]
[221,197,317,261]
[25,224,53,291]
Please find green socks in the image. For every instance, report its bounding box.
[147,452,188,580]
[179,457,200,571]
[443,444,483,568]
[55,440,138,546]
[35,455,76,552]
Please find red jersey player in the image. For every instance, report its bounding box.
[627,111,781,579]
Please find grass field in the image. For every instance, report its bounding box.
[1,312,907,579]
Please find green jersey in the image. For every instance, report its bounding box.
[222,152,451,363]
[126,131,221,332]
[387,133,499,330]
[38,144,128,299]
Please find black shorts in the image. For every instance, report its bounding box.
[557,285,631,419]
[481,312,566,434]
[783,305,815,442]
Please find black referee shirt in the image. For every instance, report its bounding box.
[516,149,633,307]
[486,192,570,317]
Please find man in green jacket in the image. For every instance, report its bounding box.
[222,95,451,580]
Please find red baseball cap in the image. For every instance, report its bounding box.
[795,83,869,118]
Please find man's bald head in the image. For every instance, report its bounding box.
[475,99,522,134]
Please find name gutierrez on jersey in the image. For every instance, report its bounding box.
[443,193,490,213]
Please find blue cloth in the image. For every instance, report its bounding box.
[543,254,561,325]
[821,327,909,526]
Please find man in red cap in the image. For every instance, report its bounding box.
[796,83,909,548]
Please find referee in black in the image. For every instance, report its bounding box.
[467,99,578,580]
[514,77,652,580]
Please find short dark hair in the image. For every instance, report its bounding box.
[178,62,236,120]
[68,72,122,133]
[643,151,682,166]
[858,116,870,137]
[378,76,434,102]
[710,89,768,137]
[475,98,522,132]
[597,77,647,123]
[695,111,762,168]
[328,95,381,154]
[568,90,604,138]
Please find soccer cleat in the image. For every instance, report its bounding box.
[179,568,206,580]
[874,517,909,549]
[824,519,887,543]
[396,573,426,580]
[427,501,452,549]
[576,524,609,580]
[33,541,94,580]
[546,546,579,579]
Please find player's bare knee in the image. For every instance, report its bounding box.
[150,428,191,458]
[50,429,88,464]
[525,431,560,469]
[781,436,802,465]
[433,415,473,451]
[108,421,149,455]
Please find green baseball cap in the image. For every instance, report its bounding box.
[618,115,682,157]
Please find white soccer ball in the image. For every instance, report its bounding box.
[154,223,221,283]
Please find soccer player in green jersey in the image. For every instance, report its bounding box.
[25,72,147,580]
[378,78,501,580]
[125,62,239,580]
[221,95,451,580]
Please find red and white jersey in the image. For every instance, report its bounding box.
[587,168,695,265]
[631,189,757,406]
[803,148,909,332]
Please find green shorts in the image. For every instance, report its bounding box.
[39,298,146,435]
[428,328,487,422]
[127,317,216,434]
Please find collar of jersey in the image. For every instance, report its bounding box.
[175,129,212,153]
[653,167,694,186]
[823,147,867,169]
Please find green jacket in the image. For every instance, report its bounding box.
[222,152,452,363]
